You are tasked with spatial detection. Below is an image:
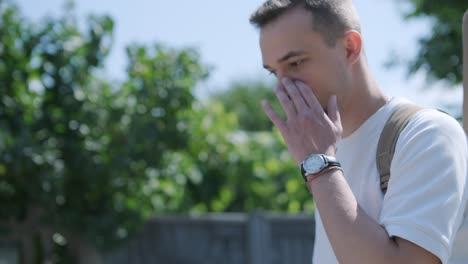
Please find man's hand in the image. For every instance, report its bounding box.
[261,77,342,165]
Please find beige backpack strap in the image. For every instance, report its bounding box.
[463,11,468,134]
[377,104,425,194]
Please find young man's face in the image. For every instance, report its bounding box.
[260,7,350,109]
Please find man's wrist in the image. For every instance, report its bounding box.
[304,165,343,184]
[305,166,343,193]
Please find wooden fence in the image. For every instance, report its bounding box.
[0,240,19,264]
[105,212,315,264]
[0,212,316,264]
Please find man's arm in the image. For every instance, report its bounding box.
[310,169,441,264]
[261,78,443,264]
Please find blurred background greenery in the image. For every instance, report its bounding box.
[0,0,466,262]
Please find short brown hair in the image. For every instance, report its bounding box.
[249,0,361,46]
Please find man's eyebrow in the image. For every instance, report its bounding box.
[277,50,306,63]
[263,50,306,69]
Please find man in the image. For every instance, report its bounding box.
[249,1,468,263]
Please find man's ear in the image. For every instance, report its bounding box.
[343,30,362,65]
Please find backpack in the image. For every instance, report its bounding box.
[376,104,425,194]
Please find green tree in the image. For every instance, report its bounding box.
[0,2,315,263]
[176,100,313,213]
[398,1,467,85]
[0,3,207,263]
[211,80,285,131]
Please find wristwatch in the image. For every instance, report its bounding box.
[300,154,341,181]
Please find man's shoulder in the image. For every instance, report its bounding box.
[375,98,465,150]
[405,107,465,143]
[392,103,467,175]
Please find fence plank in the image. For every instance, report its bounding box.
[0,240,18,264]
[247,212,271,264]
[0,213,315,264]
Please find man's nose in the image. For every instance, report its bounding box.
[275,71,288,84]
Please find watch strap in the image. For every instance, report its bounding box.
[324,156,340,168]
[301,154,341,181]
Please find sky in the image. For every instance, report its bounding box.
[15,0,463,110]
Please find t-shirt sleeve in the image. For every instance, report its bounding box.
[379,109,468,263]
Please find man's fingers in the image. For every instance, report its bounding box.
[275,83,296,118]
[327,95,341,128]
[294,80,323,115]
[282,78,308,113]
[262,100,285,131]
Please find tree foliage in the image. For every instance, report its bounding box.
[0,2,208,261]
[399,0,467,85]
[179,101,312,213]
[211,80,279,131]
[0,2,311,262]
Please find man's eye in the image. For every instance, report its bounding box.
[289,60,304,69]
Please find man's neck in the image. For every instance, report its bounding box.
[340,69,388,138]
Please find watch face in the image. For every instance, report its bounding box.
[303,155,325,174]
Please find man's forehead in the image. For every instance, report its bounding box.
[259,28,312,65]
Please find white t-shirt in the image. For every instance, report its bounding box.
[312,98,468,264]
